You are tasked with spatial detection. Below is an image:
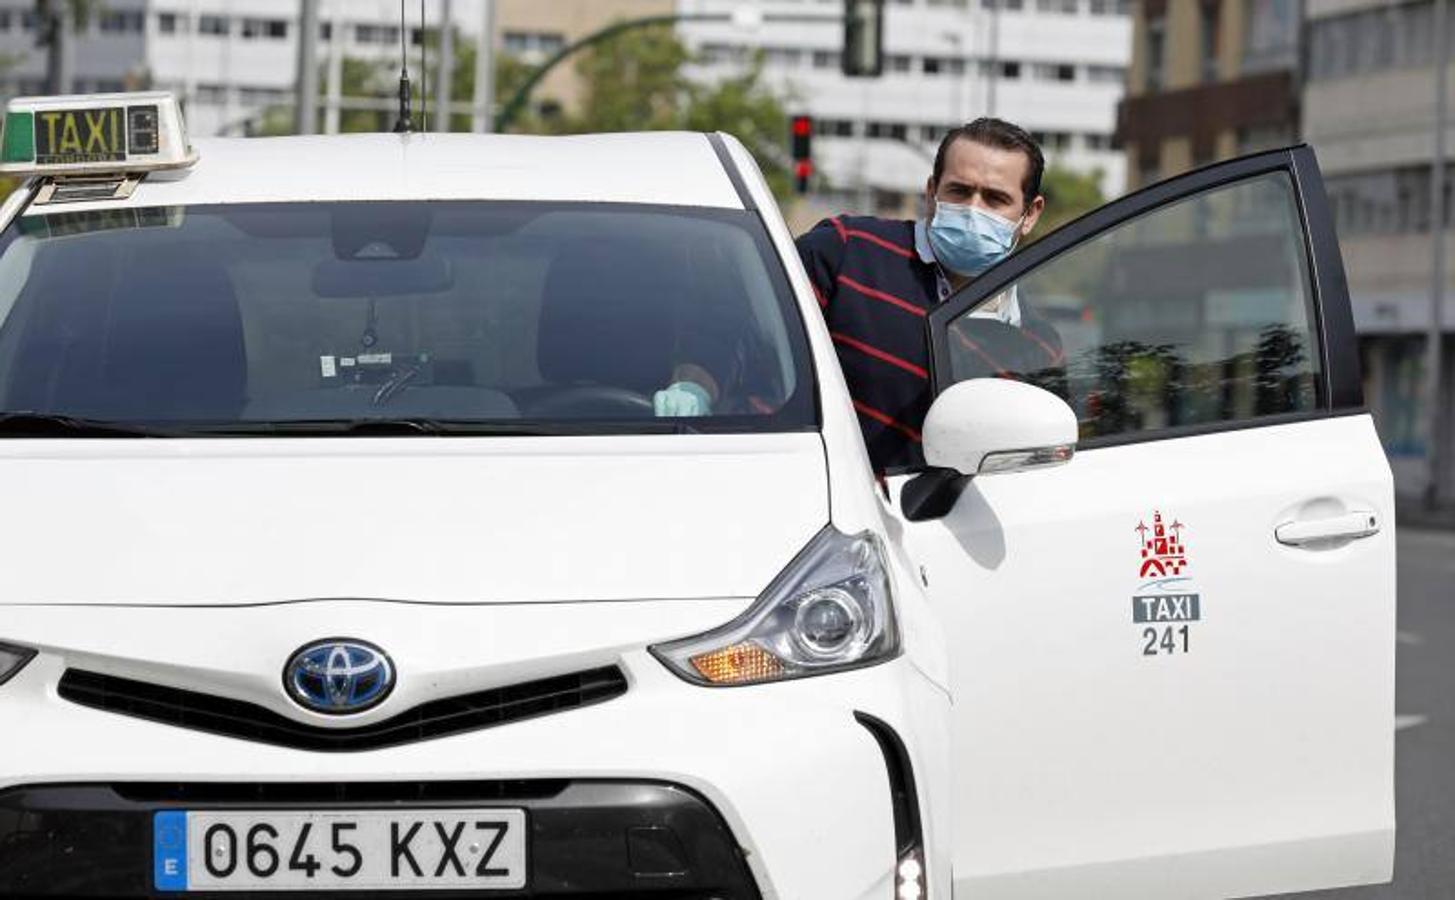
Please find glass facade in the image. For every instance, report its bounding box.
[1308,0,1455,82]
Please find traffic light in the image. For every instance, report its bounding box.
[791,114,813,194]
[842,0,884,78]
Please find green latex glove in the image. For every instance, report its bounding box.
[653,381,712,417]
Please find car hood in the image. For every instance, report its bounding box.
[0,433,828,606]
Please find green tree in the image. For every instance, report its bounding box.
[444,37,544,133]
[254,29,545,137]
[1030,165,1106,242]
[558,24,793,202]
[246,21,794,203]
[682,58,793,201]
[565,25,687,134]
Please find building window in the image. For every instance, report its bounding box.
[1086,64,1125,83]
[920,55,966,76]
[98,11,145,33]
[1031,130,1072,151]
[157,12,181,34]
[1089,0,1131,13]
[1032,62,1076,81]
[811,49,842,68]
[1036,0,1079,12]
[503,30,566,59]
[1145,16,1166,92]
[887,54,913,72]
[867,121,909,141]
[196,83,228,103]
[1371,338,1426,456]
[241,18,287,39]
[198,15,229,36]
[1084,133,1113,151]
[762,46,803,67]
[355,24,401,45]
[1324,164,1455,236]
[1308,0,1451,82]
[1199,1,1220,83]
[239,87,286,105]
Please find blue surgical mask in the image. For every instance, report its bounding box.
[927,202,1024,277]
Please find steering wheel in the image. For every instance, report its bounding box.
[526,384,655,418]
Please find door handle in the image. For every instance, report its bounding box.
[1275,510,1380,546]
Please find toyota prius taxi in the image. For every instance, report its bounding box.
[0,93,1395,900]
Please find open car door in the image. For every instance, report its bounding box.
[889,147,1395,898]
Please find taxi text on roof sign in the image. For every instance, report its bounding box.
[0,92,198,176]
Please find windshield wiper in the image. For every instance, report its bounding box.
[0,412,171,438]
[191,419,567,436]
[192,419,705,437]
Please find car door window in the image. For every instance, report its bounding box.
[942,172,1322,442]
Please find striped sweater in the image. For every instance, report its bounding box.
[795,215,1063,473]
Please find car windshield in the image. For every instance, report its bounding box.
[0,201,815,435]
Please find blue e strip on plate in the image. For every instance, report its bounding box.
[153,811,188,892]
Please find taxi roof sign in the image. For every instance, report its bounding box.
[0,92,198,176]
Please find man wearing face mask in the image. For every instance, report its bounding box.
[792,117,1062,472]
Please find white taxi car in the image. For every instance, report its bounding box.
[0,93,1394,900]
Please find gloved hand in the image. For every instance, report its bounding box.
[653,381,712,417]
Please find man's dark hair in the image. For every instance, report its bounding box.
[932,118,1045,207]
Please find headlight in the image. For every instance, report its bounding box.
[0,641,36,687]
[651,527,899,686]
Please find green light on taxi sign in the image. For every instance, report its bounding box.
[1,112,35,164]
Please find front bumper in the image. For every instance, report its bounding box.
[0,780,756,898]
[0,602,950,900]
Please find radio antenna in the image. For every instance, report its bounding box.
[392,0,414,132]
[419,0,428,131]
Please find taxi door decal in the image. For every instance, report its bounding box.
[1133,511,1199,656]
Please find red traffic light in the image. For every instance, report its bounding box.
[795,160,813,179]
[792,116,813,138]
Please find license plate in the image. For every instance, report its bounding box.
[153,808,527,892]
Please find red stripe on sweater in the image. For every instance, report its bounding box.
[852,399,923,442]
[843,227,915,258]
[837,274,927,317]
[831,331,928,378]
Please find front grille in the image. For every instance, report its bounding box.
[58,665,628,752]
[0,781,761,898]
[110,780,568,804]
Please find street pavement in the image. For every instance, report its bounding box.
[1275,527,1455,900]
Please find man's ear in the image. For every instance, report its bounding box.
[924,177,937,218]
[1021,194,1047,236]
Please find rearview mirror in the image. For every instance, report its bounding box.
[312,255,455,298]
[901,379,1077,522]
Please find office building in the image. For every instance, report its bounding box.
[0,0,670,136]
[1117,0,1300,190]
[1303,0,1455,496]
[676,0,1132,221]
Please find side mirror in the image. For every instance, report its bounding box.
[901,379,1077,522]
